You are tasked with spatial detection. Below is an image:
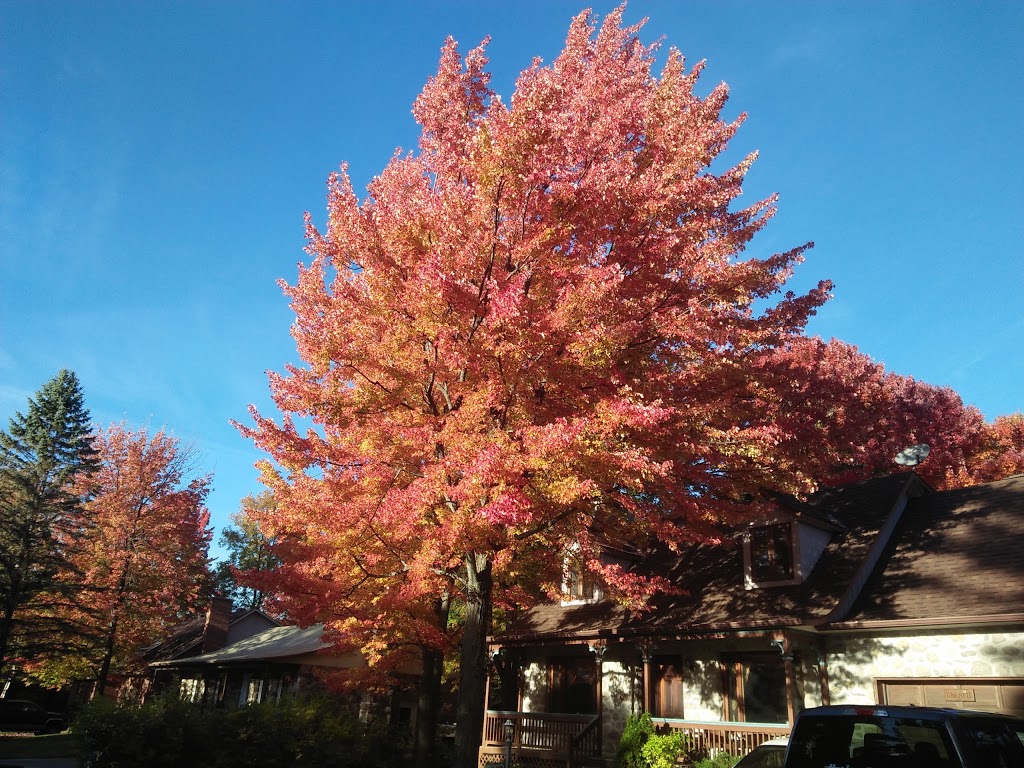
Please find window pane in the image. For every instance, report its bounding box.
[751,524,794,582]
[743,662,787,723]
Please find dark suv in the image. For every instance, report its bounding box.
[0,699,67,735]
[783,704,1024,768]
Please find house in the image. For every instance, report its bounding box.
[149,622,423,730]
[142,596,281,665]
[110,596,280,703]
[480,472,1024,767]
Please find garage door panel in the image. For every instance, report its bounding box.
[880,680,1024,717]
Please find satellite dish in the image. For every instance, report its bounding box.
[894,443,931,467]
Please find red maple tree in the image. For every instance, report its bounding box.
[28,425,213,692]
[239,9,832,764]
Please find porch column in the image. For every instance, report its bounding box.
[817,644,831,707]
[782,635,796,726]
[640,641,653,714]
[590,642,606,754]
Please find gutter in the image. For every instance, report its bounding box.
[820,613,1024,631]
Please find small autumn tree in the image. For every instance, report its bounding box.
[240,9,832,766]
[214,491,282,611]
[27,425,213,692]
[0,370,98,678]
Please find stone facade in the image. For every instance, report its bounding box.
[824,629,1024,703]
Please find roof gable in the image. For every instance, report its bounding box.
[831,473,1024,627]
[498,472,926,641]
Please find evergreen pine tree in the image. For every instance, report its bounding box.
[0,370,98,675]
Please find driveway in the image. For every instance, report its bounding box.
[0,760,79,768]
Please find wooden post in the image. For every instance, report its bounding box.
[640,641,653,714]
[817,644,831,707]
[782,635,796,727]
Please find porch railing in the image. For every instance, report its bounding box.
[484,710,598,751]
[481,710,601,767]
[652,718,789,758]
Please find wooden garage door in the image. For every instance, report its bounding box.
[879,679,1024,717]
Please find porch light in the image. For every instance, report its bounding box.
[503,719,515,768]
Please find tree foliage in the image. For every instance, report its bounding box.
[0,369,98,677]
[755,336,1002,490]
[25,425,213,690]
[240,9,832,765]
[215,491,282,612]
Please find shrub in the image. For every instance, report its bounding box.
[640,730,689,768]
[72,691,408,768]
[615,712,654,768]
[692,752,741,768]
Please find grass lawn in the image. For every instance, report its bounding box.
[0,733,82,758]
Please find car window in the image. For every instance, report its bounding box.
[786,716,952,768]
[736,746,785,768]
[951,718,1024,768]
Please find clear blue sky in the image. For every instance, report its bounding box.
[2,1,1021,560]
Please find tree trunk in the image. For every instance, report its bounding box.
[0,601,15,674]
[415,595,450,768]
[94,610,119,698]
[454,553,492,768]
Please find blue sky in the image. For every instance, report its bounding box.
[2,1,1021,560]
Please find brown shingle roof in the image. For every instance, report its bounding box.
[834,473,1024,626]
[499,472,922,642]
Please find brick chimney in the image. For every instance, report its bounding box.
[201,596,233,653]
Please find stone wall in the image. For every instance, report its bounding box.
[825,630,1024,703]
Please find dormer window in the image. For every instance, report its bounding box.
[565,568,596,602]
[744,521,800,589]
[751,523,794,582]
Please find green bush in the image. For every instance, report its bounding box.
[615,712,654,768]
[640,730,689,768]
[692,752,741,768]
[72,691,409,768]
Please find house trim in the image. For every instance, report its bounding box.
[821,613,1024,631]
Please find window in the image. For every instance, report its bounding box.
[749,523,795,583]
[548,657,598,714]
[723,655,787,724]
[179,677,205,703]
[653,657,684,719]
[565,568,596,602]
[241,674,264,706]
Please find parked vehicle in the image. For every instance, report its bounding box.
[783,704,1024,767]
[736,736,788,767]
[0,699,68,735]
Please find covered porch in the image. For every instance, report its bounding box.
[480,709,788,767]
[478,631,821,767]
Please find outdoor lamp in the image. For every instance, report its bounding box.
[503,719,515,768]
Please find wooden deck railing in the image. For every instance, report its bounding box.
[481,711,786,766]
[483,710,597,752]
[481,710,601,767]
[652,718,789,758]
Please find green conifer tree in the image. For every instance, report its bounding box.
[0,370,98,675]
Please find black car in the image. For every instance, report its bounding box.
[0,699,67,735]
[784,704,1024,768]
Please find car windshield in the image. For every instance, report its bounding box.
[785,715,956,768]
[735,744,786,768]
